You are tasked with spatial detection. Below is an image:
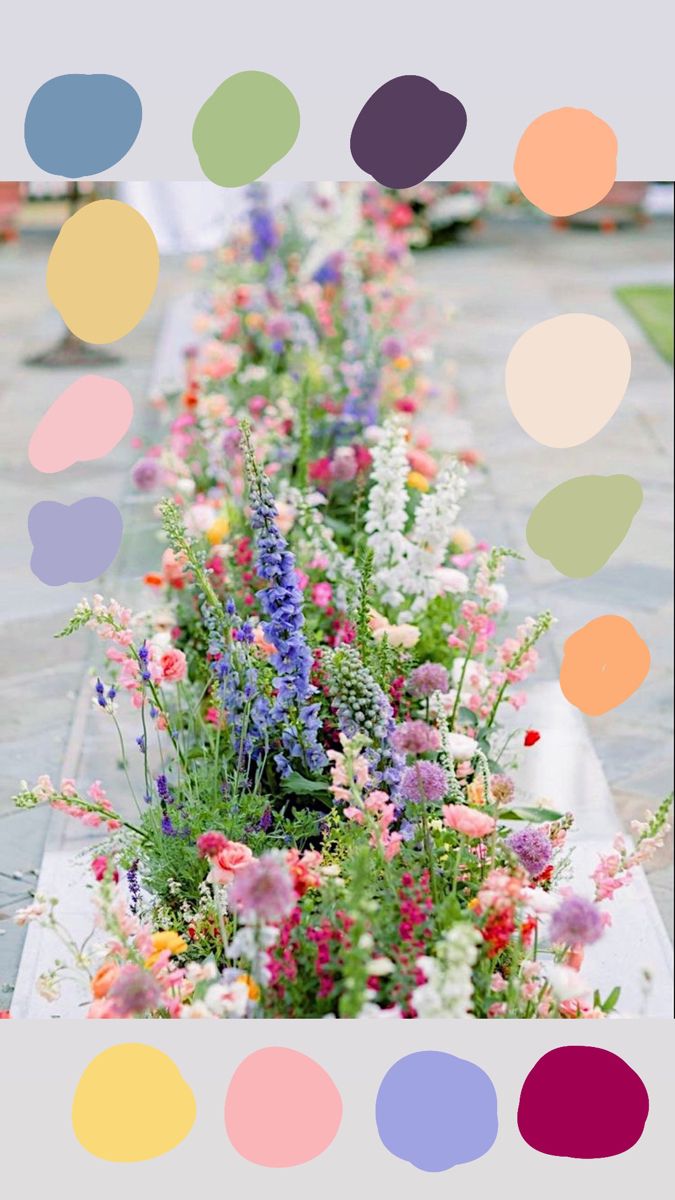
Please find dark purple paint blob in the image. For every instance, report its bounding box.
[350,75,467,188]
[29,497,123,586]
[375,1050,498,1172]
[518,1046,649,1158]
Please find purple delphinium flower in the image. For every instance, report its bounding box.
[408,661,450,698]
[400,760,448,804]
[246,183,279,262]
[156,774,172,804]
[131,457,161,492]
[393,719,441,755]
[228,853,296,923]
[549,895,604,947]
[108,964,162,1017]
[127,862,141,914]
[242,428,326,776]
[506,826,553,877]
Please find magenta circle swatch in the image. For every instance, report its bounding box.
[224,1047,342,1167]
[518,1047,649,1158]
[350,75,467,187]
[28,497,123,585]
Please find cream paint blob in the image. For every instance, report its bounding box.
[29,375,133,472]
[72,1044,196,1161]
[505,313,631,447]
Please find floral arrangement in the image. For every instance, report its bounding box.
[12,183,671,1020]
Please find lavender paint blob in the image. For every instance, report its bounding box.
[28,497,123,585]
[375,1051,498,1172]
[350,75,467,188]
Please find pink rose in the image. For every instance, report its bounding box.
[209,840,255,886]
[442,804,496,838]
[159,647,188,684]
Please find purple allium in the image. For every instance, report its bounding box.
[408,661,450,698]
[549,895,604,947]
[228,853,296,923]
[393,719,441,755]
[131,457,161,492]
[400,760,448,804]
[506,826,553,876]
[108,964,162,1017]
[380,335,404,359]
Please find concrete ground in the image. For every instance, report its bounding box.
[0,229,192,1007]
[414,213,673,937]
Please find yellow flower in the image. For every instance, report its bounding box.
[407,471,429,492]
[466,779,486,807]
[451,525,476,553]
[237,973,261,1002]
[145,931,188,967]
[392,354,412,370]
[245,312,264,331]
[206,515,230,545]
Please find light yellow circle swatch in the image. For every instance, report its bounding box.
[505,313,631,448]
[47,199,159,344]
[72,1043,196,1161]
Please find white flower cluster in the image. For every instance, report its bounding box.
[412,922,481,1018]
[287,485,359,609]
[365,418,467,615]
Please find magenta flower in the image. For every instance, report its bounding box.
[196,830,228,859]
[228,853,296,923]
[393,719,441,755]
[408,662,449,698]
[550,895,604,947]
[400,760,447,804]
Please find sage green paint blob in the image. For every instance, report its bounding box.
[192,71,300,187]
[526,474,643,578]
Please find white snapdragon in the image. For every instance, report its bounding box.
[412,923,481,1018]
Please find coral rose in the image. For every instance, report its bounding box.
[443,804,496,838]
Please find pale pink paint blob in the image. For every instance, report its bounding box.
[29,374,133,473]
[224,1047,342,1167]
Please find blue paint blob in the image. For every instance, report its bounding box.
[29,497,123,585]
[375,1051,498,1172]
[24,74,142,176]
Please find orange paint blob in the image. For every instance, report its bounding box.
[514,108,617,217]
[560,615,650,716]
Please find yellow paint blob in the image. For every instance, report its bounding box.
[72,1043,196,1161]
[47,200,159,344]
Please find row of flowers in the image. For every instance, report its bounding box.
[11,183,671,1020]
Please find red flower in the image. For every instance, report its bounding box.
[0,1011,11,1019]
[92,855,119,883]
[524,729,541,747]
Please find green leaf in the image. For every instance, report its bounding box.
[601,986,621,1014]
[458,706,478,726]
[500,805,563,823]
[281,771,330,795]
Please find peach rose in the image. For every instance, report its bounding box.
[159,647,188,684]
[209,840,255,886]
[442,804,496,838]
[91,962,120,999]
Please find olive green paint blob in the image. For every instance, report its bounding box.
[192,71,300,187]
[527,474,643,578]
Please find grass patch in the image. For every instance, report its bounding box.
[616,284,674,365]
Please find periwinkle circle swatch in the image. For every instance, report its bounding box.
[514,107,617,216]
[518,1047,649,1158]
[375,1051,498,1172]
[193,71,300,187]
[506,314,631,447]
[72,1044,196,1162]
[225,1047,342,1167]
[46,199,159,344]
[350,75,467,188]
[29,497,123,585]
[29,375,133,473]
[560,614,650,716]
[527,474,643,577]
[24,74,142,177]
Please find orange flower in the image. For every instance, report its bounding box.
[392,354,412,370]
[91,962,120,999]
[145,930,188,967]
[237,974,261,1002]
[206,516,230,545]
[143,572,163,588]
[407,471,429,492]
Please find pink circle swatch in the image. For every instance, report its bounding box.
[29,374,133,473]
[224,1047,342,1167]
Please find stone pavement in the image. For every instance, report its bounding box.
[413,213,674,938]
[0,231,193,1008]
